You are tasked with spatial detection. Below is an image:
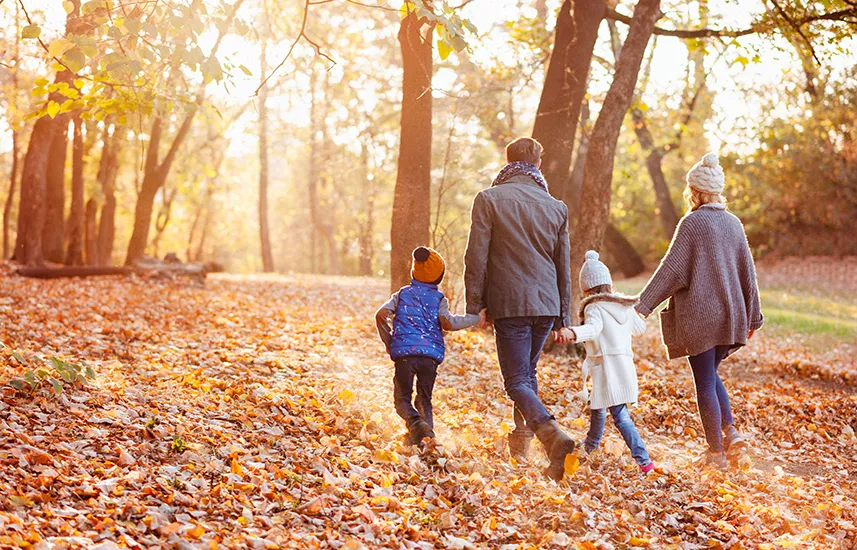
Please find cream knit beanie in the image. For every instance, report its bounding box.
[686,153,725,194]
[579,250,612,292]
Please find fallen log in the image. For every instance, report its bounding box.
[17,266,132,279]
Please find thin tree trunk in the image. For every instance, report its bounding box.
[151,185,176,258]
[390,12,433,291]
[358,142,375,276]
[258,44,274,272]
[84,197,98,265]
[65,116,85,266]
[531,0,605,198]
[603,223,645,276]
[572,0,661,314]
[42,118,69,263]
[631,109,679,236]
[97,125,119,265]
[124,0,242,265]
[4,130,19,260]
[4,3,20,260]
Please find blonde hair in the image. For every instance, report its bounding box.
[684,185,727,212]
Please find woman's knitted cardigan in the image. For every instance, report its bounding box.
[637,204,764,359]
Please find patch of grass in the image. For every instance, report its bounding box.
[613,277,857,346]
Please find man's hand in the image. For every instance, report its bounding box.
[477,308,492,330]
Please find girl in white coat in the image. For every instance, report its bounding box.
[559,251,655,473]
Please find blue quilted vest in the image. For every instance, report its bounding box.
[390,280,445,363]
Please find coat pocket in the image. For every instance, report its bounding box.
[659,299,677,348]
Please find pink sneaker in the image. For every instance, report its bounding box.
[640,461,656,474]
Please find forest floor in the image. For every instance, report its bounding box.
[1,270,856,549]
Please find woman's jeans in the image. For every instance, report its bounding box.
[585,404,651,467]
[688,345,735,453]
[493,316,555,437]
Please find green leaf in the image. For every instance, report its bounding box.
[12,351,27,364]
[22,25,41,39]
[24,371,36,384]
[50,378,63,394]
[85,364,96,380]
[9,379,26,390]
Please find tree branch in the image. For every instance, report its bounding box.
[255,0,335,95]
[605,5,857,39]
[769,0,821,65]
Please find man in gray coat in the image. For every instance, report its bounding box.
[464,137,577,481]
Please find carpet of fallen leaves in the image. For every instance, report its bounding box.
[1,272,856,550]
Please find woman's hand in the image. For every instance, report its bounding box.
[748,328,756,340]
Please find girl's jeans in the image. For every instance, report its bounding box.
[688,345,735,453]
[585,404,651,467]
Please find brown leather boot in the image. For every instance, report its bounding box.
[508,432,533,462]
[535,420,577,481]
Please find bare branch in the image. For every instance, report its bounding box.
[255,0,335,95]
[769,0,821,65]
[606,5,857,39]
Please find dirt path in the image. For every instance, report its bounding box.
[1,274,855,549]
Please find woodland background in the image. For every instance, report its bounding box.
[1,0,856,290]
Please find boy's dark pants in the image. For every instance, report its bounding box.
[393,356,439,431]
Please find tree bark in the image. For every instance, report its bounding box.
[65,116,85,266]
[603,223,645,276]
[572,0,661,310]
[97,125,120,265]
[84,197,98,265]
[258,44,274,272]
[42,117,69,263]
[15,116,55,266]
[391,12,434,291]
[531,0,605,198]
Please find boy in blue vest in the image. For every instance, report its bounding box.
[375,247,480,445]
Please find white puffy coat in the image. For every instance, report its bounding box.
[571,294,646,410]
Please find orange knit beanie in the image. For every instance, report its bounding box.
[411,247,445,284]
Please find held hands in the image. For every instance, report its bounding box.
[477,308,493,330]
[748,328,756,340]
[553,327,576,345]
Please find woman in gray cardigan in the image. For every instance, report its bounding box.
[636,153,764,470]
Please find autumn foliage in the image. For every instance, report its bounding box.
[0,273,855,548]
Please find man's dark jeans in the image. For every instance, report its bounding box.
[493,316,555,437]
[393,356,439,430]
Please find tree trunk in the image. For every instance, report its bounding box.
[358,142,375,276]
[124,113,192,265]
[4,130,19,260]
[531,0,605,197]
[65,116,85,266]
[97,125,120,265]
[258,45,274,272]
[84,197,98,265]
[565,100,591,223]
[14,116,55,266]
[572,0,661,312]
[391,12,433,291]
[42,118,69,263]
[603,223,645,276]
[630,108,679,237]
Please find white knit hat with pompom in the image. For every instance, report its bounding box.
[579,250,613,292]
[686,152,725,194]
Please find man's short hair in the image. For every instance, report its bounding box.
[505,137,544,164]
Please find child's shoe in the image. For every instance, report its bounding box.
[696,449,727,470]
[640,461,656,475]
[508,432,533,462]
[723,425,748,454]
[407,419,434,446]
